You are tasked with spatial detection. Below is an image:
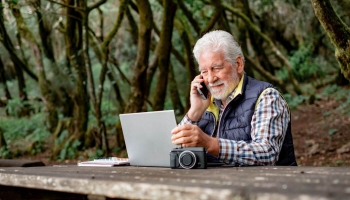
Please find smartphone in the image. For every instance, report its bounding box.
[197,81,209,100]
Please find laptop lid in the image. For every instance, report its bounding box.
[119,110,178,167]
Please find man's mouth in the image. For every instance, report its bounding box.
[209,82,224,88]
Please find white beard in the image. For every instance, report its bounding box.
[208,71,240,100]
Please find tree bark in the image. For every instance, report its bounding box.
[310,0,350,80]
[117,0,153,149]
[0,9,37,84]
[0,127,7,148]
[11,3,58,130]
[178,28,197,112]
[124,0,153,113]
[153,0,177,111]
[168,64,184,115]
[95,0,127,154]
[64,0,89,147]
[0,57,12,101]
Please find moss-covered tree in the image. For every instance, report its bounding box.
[310,0,350,81]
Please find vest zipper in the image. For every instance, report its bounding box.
[209,112,217,137]
[215,94,242,138]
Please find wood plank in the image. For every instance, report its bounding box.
[0,166,349,199]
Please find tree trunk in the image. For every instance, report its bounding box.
[310,0,350,80]
[178,29,197,112]
[153,0,177,111]
[168,64,184,115]
[118,0,153,148]
[0,13,30,105]
[124,0,153,113]
[0,57,12,101]
[64,0,89,147]
[11,3,58,130]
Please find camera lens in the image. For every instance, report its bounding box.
[179,150,196,169]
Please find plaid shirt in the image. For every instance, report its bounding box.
[179,88,290,166]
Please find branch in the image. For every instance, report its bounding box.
[97,8,104,42]
[126,5,138,44]
[101,0,128,52]
[175,0,201,35]
[46,0,83,11]
[129,0,139,13]
[153,16,185,66]
[200,0,221,35]
[0,9,38,81]
[88,0,107,12]
[109,57,131,85]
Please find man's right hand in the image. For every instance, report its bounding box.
[187,75,211,121]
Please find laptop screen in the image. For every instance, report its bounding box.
[120,110,179,167]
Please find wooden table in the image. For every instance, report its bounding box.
[0,165,349,200]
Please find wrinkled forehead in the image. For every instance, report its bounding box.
[198,51,230,69]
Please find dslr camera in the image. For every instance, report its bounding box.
[170,147,207,169]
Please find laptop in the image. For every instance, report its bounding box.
[119,110,179,167]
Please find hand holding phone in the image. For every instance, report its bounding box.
[196,82,209,100]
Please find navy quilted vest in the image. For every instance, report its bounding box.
[198,75,297,166]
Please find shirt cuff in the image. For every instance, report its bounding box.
[218,138,234,164]
[179,113,200,126]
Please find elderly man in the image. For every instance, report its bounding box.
[171,30,297,166]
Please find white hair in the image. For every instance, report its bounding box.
[193,30,245,66]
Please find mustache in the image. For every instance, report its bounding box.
[208,80,225,87]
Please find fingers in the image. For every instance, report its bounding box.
[172,133,196,146]
[191,75,204,90]
[171,124,202,147]
[171,124,193,134]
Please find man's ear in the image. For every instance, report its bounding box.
[236,56,244,74]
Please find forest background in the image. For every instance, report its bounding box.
[0,0,349,166]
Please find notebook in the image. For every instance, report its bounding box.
[119,110,179,167]
[78,157,130,167]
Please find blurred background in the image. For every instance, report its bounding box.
[0,0,349,166]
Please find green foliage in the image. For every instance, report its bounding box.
[337,93,350,116]
[58,139,81,161]
[183,0,205,12]
[253,0,275,13]
[328,128,338,136]
[88,99,119,128]
[1,113,49,142]
[6,98,27,117]
[100,100,119,127]
[321,85,350,115]
[0,146,11,159]
[87,148,104,160]
[283,93,308,109]
[56,130,68,146]
[0,113,50,156]
[6,0,18,5]
[321,84,348,100]
[56,130,82,160]
[287,46,326,83]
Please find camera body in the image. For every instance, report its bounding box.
[170,147,207,169]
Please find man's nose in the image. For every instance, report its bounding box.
[207,71,217,83]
